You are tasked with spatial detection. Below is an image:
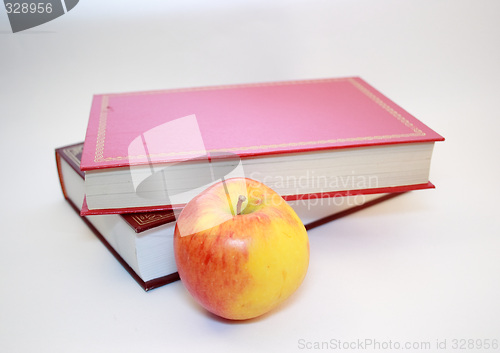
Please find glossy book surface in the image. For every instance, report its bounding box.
[81,77,444,171]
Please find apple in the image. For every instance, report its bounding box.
[174,177,309,320]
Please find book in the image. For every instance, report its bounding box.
[80,77,443,215]
[57,142,404,291]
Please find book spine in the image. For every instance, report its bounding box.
[55,150,68,200]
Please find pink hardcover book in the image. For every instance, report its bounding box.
[81,77,444,215]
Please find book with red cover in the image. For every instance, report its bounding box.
[81,77,443,215]
[57,143,180,291]
[57,142,404,291]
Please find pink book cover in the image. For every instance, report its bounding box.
[80,77,444,171]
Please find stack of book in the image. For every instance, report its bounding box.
[56,77,443,291]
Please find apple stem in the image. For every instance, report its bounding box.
[236,195,246,215]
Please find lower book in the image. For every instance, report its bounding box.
[56,142,404,291]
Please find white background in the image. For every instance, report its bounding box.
[1,1,499,352]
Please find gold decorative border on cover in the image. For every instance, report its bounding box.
[130,213,173,226]
[93,77,425,163]
[94,95,109,163]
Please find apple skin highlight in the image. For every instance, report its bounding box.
[174,178,310,320]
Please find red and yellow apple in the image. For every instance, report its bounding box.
[174,177,309,320]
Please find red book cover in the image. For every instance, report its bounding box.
[81,77,443,170]
[80,77,443,214]
[56,143,180,290]
[57,142,406,291]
